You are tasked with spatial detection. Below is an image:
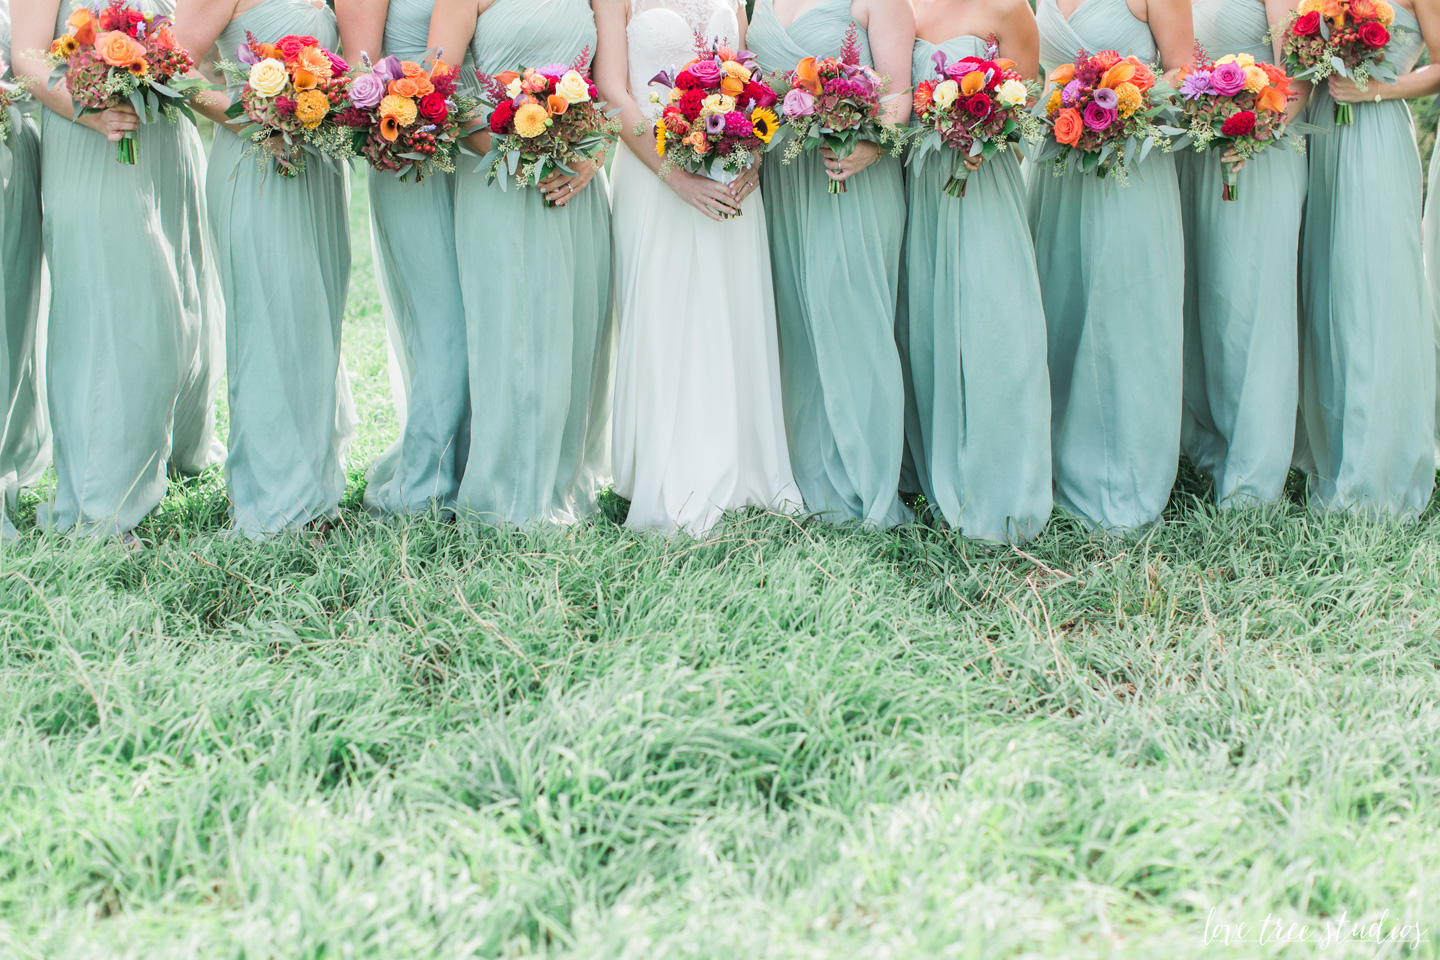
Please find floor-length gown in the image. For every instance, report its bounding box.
[748,0,909,527]
[0,0,45,537]
[1419,115,1440,470]
[1028,0,1184,533]
[208,0,356,538]
[454,0,612,525]
[1300,6,1433,519]
[361,0,470,515]
[900,37,1052,541]
[38,0,222,536]
[610,0,799,537]
[1179,0,1305,506]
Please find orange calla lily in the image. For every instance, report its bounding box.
[1048,62,1076,85]
[380,115,400,141]
[1256,86,1287,113]
[994,57,1017,70]
[293,68,318,91]
[796,56,822,95]
[1100,61,1136,89]
[547,94,569,115]
[495,70,520,86]
[721,75,745,96]
[67,8,93,29]
[74,19,96,46]
[960,71,986,95]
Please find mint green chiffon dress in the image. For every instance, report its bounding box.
[1028,0,1184,533]
[453,0,612,525]
[360,0,470,515]
[208,0,355,537]
[1299,7,1433,519]
[900,37,1052,541]
[0,0,45,537]
[39,0,222,536]
[748,0,910,527]
[1179,0,1305,507]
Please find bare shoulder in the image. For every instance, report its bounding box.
[985,0,1039,22]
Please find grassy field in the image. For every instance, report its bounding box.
[2,177,1439,960]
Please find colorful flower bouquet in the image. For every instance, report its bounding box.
[336,55,478,183]
[1031,49,1181,185]
[217,33,352,178]
[476,49,620,206]
[772,24,896,194]
[0,57,32,147]
[645,38,779,198]
[46,1,210,164]
[908,40,1042,198]
[1278,0,1399,124]
[1176,47,1309,200]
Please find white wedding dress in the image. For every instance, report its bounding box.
[610,0,799,536]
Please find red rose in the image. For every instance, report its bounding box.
[1220,109,1256,137]
[964,93,994,119]
[292,35,319,47]
[275,36,306,60]
[1292,11,1322,35]
[418,91,448,124]
[489,99,516,133]
[1358,21,1390,47]
[679,88,705,120]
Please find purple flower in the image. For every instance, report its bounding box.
[1209,61,1247,96]
[689,59,723,84]
[1180,69,1213,100]
[1092,86,1118,110]
[536,63,570,80]
[931,49,950,74]
[373,56,403,83]
[705,112,726,135]
[649,69,676,89]
[1061,79,1082,106]
[783,87,816,118]
[237,43,259,66]
[1082,102,1116,131]
[350,72,386,109]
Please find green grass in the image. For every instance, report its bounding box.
[2,177,1439,960]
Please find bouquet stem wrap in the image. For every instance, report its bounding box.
[117,130,137,164]
[1221,160,1239,201]
[1335,101,1354,125]
[944,163,969,199]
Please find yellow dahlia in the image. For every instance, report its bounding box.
[751,107,779,143]
[1299,0,1324,13]
[379,93,418,128]
[1114,81,1142,118]
[1046,89,1063,114]
[1243,65,1268,92]
[721,60,753,84]
[513,102,550,138]
[1375,0,1395,24]
[295,89,330,129]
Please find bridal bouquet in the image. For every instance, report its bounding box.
[336,55,478,182]
[908,40,1042,198]
[217,33,352,177]
[0,59,31,146]
[1032,49,1180,185]
[1278,0,1399,124]
[772,24,895,194]
[1176,48,1305,200]
[46,1,210,164]
[477,49,620,205]
[646,39,779,189]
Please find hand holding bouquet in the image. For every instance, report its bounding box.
[336,54,479,183]
[478,49,620,206]
[908,39,1042,198]
[46,1,210,164]
[1278,0,1400,124]
[1033,49,1180,185]
[1176,47,1306,200]
[645,38,779,198]
[218,33,352,178]
[0,56,32,147]
[773,24,897,194]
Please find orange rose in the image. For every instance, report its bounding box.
[95,30,146,68]
[1126,59,1155,91]
[1048,63,1076,85]
[796,56,822,95]
[1094,50,1121,69]
[1256,85,1288,112]
[1053,107,1083,146]
[292,68,318,91]
[1100,61,1136,89]
[683,130,707,150]
[401,60,426,78]
[721,75,745,96]
[389,77,420,98]
[547,93,569,115]
[413,75,435,97]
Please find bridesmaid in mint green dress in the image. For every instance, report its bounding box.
[429,0,613,525]
[0,0,45,538]
[1028,0,1192,533]
[900,2,1052,542]
[18,0,220,539]
[1300,6,1435,519]
[748,0,913,527]
[341,0,471,516]
[182,0,355,538]
[1178,0,1305,507]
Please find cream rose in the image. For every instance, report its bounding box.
[557,69,591,104]
[701,93,736,115]
[505,77,524,98]
[997,78,1029,108]
[931,79,960,108]
[248,58,289,97]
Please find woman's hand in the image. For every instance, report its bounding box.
[729,161,760,206]
[663,168,742,221]
[78,104,139,142]
[541,159,600,206]
[1329,75,1390,102]
[962,153,984,172]
[1220,146,1245,174]
[820,140,881,184]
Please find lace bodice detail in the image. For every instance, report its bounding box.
[626,0,741,117]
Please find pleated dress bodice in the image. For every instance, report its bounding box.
[216,0,339,76]
[745,0,911,528]
[1178,0,1306,507]
[1036,0,1156,69]
[452,0,614,526]
[900,34,1052,541]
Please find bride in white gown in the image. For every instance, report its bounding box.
[595,0,800,536]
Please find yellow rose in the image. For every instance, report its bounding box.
[1215,54,1237,65]
[997,78,1029,107]
[1236,53,1256,67]
[247,58,289,97]
[701,93,736,115]
[505,78,523,98]
[513,102,550,137]
[557,69,592,104]
[721,60,753,83]
[932,79,960,108]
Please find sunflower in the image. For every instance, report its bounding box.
[127,58,149,77]
[750,107,778,144]
[52,34,81,57]
[655,119,667,156]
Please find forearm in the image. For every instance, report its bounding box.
[1377,62,1440,99]
[607,88,667,175]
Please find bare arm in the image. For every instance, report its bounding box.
[1144,0,1193,77]
[428,0,486,142]
[336,0,390,64]
[173,0,244,128]
[864,0,916,124]
[1332,0,1440,100]
[1263,0,1310,116]
[14,0,145,139]
[996,0,1040,80]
